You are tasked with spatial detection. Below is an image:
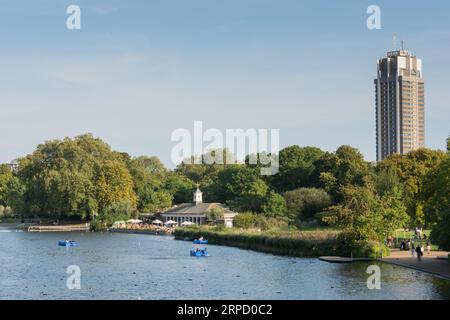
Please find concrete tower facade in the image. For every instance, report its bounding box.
[375,49,425,161]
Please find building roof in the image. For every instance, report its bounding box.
[161,202,237,216]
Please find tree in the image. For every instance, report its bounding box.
[13,134,137,220]
[128,156,172,212]
[261,191,287,218]
[421,156,450,250]
[234,212,258,229]
[321,180,408,243]
[447,133,450,152]
[269,146,325,192]
[232,177,268,213]
[97,201,135,227]
[164,173,196,204]
[175,149,234,185]
[374,166,404,197]
[377,148,445,225]
[0,164,13,206]
[284,188,332,222]
[313,146,370,201]
[96,160,137,213]
[206,207,224,222]
[209,165,269,212]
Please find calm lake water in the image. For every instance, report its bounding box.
[0,227,449,300]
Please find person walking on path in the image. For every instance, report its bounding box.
[415,245,423,261]
[426,241,431,255]
[411,241,416,257]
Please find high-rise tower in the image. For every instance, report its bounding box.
[375,49,425,161]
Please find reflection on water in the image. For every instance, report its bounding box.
[0,231,449,300]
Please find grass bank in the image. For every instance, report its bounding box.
[175,226,345,257]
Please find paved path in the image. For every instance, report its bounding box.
[382,249,450,280]
[319,256,373,263]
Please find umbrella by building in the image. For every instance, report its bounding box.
[127,219,143,224]
[164,220,178,226]
[112,220,126,227]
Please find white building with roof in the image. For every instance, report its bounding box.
[161,188,238,228]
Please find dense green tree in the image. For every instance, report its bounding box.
[208,165,269,212]
[321,180,408,243]
[0,164,13,206]
[374,166,404,196]
[284,188,332,222]
[269,146,325,192]
[164,173,196,204]
[96,160,137,213]
[128,156,172,212]
[5,176,26,216]
[447,134,450,152]
[231,174,268,212]
[96,201,136,228]
[377,148,445,225]
[234,212,258,229]
[421,155,450,250]
[313,146,370,201]
[261,191,287,218]
[175,149,233,185]
[13,134,137,220]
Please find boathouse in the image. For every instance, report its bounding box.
[161,188,238,227]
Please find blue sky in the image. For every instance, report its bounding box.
[1,0,449,167]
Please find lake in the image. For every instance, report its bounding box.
[0,228,449,300]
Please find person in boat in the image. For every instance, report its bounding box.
[199,236,204,241]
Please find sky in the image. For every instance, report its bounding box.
[0,0,449,168]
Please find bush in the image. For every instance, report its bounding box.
[284,188,332,223]
[98,201,135,227]
[234,212,289,231]
[206,207,224,223]
[214,224,226,232]
[314,211,333,226]
[261,191,287,218]
[0,206,14,218]
[430,210,450,251]
[339,234,390,259]
[90,219,106,232]
[297,219,321,229]
[342,238,390,259]
[234,212,258,229]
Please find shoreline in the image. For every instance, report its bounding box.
[174,228,344,258]
[381,249,450,280]
[3,223,449,280]
[108,228,173,236]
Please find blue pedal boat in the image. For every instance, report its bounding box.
[59,240,78,247]
[190,248,209,257]
[193,239,208,244]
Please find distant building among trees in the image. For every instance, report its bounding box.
[161,187,238,227]
[7,162,18,173]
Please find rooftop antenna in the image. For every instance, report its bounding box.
[393,34,397,50]
[401,40,404,51]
